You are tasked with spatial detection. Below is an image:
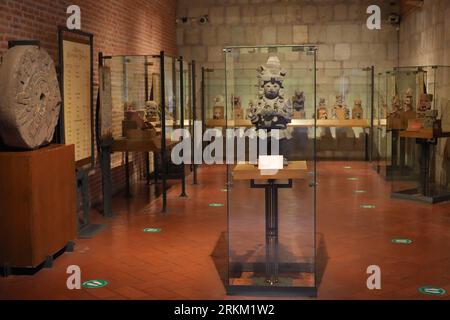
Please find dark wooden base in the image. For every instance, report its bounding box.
[392,188,450,204]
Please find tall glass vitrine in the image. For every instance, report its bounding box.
[390,66,450,203]
[225,45,317,296]
[100,52,192,210]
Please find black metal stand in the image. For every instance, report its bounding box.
[250,179,293,285]
[100,139,114,217]
[392,138,450,204]
[76,169,106,239]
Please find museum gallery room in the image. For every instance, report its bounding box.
[1,0,450,301]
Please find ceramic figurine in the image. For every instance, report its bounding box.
[317,98,328,119]
[232,95,244,120]
[247,56,293,130]
[331,95,350,120]
[144,100,160,123]
[213,95,225,120]
[403,88,414,112]
[352,99,364,119]
[417,93,433,119]
[387,95,402,129]
[401,88,416,127]
[292,90,306,119]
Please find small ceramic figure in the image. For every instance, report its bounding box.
[292,90,306,119]
[417,93,433,119]
[144,100,160,123]
[317,98,328,120]
[331,95,350,120]
[403,88,414,112]
[213,95,225,120]
[352,99,364,119]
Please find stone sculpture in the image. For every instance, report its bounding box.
[247,56,293,130]
[0,45,61,149]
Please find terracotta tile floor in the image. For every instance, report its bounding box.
[1,161,450,300]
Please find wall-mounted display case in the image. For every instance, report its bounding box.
[225,45,317,296]
[389,66,450,203]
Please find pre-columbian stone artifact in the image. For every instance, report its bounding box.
[0,45,61,149]
[247,56,293,130]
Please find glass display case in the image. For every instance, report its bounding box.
[225,45,317,296]
[202,67,226,127]
[203,63,375,161]
[390,66,450,203]
[100,52,192,209]
[372,72,388,174]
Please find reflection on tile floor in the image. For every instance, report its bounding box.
[1,162,450,300]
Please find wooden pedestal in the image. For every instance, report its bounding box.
[0,144,77,268]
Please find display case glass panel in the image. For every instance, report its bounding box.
[372,72,388,173]
[203,67,226,126]
[390,66,450,203]
[315,67,373,160]
[225,45,317,295]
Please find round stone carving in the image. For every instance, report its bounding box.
[0,45,61,149]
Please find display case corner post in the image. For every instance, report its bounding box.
[160,51,168,212]
[179,57,188,198]
[191,60,199,185]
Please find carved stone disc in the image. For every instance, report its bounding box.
[0,45,61,149]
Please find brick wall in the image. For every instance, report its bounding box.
[0,0,177,205]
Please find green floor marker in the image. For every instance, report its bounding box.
[82,280,108,289]
[209,203,224,207]
[361,204,376,209]
[348,178,359,181]
[144,228,161,233]
[418,286,447,296]
[391,238,413,245]
[354,190,367,194]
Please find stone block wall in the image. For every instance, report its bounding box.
[399,0,450,189]
[177,0,399,71]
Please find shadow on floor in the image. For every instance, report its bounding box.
[210,231,329,290]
